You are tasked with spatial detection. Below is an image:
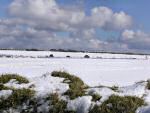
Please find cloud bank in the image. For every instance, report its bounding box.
[0,0,149,52]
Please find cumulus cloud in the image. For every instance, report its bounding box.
[90,7,132,30]
[122,29,135,39]
[9,0,132,31]
[107,11,132,30]
[9,0,85,31]
[122,30,150,50]
[0,0,134,51]
[0,19,104,50]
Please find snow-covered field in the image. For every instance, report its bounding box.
[1,50,150,113]
[0,50,148,59]
[0,58,150,87]
[0,50,149,86]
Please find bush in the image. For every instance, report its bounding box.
[0,74,29,84]
[89,95,145,113]
[49,54,54,57]
[66,56,71,58]
[147,80,150,90]
[51,71,88,99]
[84,55,90,58]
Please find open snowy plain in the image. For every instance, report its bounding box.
[1,50,150,113]
[0,56,150,87]
[0,50,149,86]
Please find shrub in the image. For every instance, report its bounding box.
[0,74,29,84]
[147,80,150,90]
[89,95,145,113]
[84,55,90,58]
[51,71,88,99]
[49,54,54,57]
[66,56,71,58]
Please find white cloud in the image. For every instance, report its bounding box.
[9,0,57,18]
[122,29,135,39]
[111,12,132,30]
[0,0,135,51]
[90,7,132,30]
[122,30,150,50]
[90,7,113,27]
[9,0,85,31]
[9,0,132,31]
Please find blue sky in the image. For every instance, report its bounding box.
[0,0,150,52]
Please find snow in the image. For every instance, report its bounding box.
[143,90,150,104]
[88,87,117,102]
[30,73,69,96]
[119,82,146,97]
[4,79,31,89]
[67,96,92,113]
[0,58,150,86]
[4,73,69,97]
[1,50,150,112]
[0,50,148,59]
[0,90,12,99]
[137,106,150,113]
[88,82,147,104]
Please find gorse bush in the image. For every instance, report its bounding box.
[89,95,145,113]
[0,74,29,84]
[51,71,88,99]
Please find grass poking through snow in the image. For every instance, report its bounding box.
[91,93,102,102]
[89,94,145,113]
[51,71,88,99]
[0,74,29,84]
[48,93,76,113]
[0,88,35,111]
[109,85,119,92]
[0,84,11,90]
[0,72,147,113]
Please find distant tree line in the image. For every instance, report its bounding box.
[0,48,149,55]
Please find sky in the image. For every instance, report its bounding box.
[0,0,150,53]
